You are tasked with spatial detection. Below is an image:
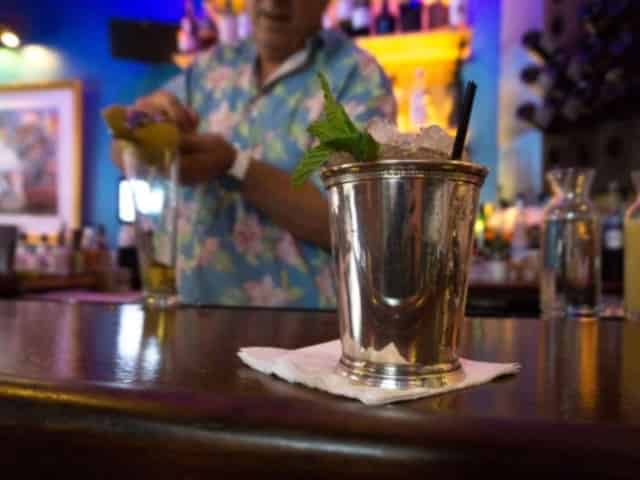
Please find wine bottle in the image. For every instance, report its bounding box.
[428,0,450,30]
[217,0,238,45]
[399,0,423,32]
[351,0,372,37]
[516,102,568,132]
[520,65,554,95]
[602,181,624,285]
[234,0,251,40]
[375,0,396,35]
[177,0,200,53]
[337,0,355,36]
[449,0,468,27]
[199,5,218,49]
[522,30,566,67]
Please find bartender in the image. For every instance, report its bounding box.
[114,0,395,307]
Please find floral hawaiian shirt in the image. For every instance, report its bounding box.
[164,29,396,308]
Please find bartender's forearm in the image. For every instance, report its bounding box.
[241,160,331,251]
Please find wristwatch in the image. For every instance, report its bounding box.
[227,149,252,181]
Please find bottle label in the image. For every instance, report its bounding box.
[605,229,623,250]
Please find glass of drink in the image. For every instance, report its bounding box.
[120,141,180,308]
[540,168,601,319]
[624,171,640,321]
[322,153,487,389]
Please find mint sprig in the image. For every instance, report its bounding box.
[292,73,379,186]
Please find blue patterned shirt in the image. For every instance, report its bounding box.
[164,30,395,308]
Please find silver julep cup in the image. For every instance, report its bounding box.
[322,158,488,389]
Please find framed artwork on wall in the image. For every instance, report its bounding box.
[0,80,82,235]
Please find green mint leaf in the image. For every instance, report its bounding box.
[317,73,359,138]
[292,73,381,187]
[291,145,334,186]
[353,132,380,162]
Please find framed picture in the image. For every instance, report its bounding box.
[0,80,82,235]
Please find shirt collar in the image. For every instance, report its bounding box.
[251,32,325,92]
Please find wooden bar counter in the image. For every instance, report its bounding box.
[0,300,637,478]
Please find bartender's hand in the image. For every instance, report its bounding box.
[133,90,199,133]
[179,133,236,184]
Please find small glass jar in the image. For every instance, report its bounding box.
[540,168,601,319]
[624,171,640,321]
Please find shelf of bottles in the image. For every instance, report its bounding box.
[174,0,472,133]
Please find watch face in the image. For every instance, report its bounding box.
[229,151,251,180]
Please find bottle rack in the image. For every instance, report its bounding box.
[523,0,640,196]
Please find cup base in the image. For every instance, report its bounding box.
[336,355,465,390]
[143,293,179,309]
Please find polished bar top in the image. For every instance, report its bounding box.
[0,300,638,478]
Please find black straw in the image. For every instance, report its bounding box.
[451,81,477,160]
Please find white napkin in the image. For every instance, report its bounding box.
[238,340,521,406]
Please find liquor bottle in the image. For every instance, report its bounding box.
[428,0,449,30]
[53,224,71,276]
[117,224,140,290]
[510,194,529,262]
[601,181,624,285]
[217,0,238,45]
[71,229,85,274]
[15,233,29,273]
[198,4,218,49]
[337,0,355,36]
[36,234,51,274]
[234,0,251,40]
[409,68,429,129]
[399,0,423,32]
[375,0,396,35]
[522,30,566,68]
[516,102,566,132]
[81,226,98,272]
[449,0,468,27]
[520,64,554,97]
[351,0,372,37]
[322,12,333,30]
[177,0,200,53]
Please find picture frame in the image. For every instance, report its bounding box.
[0,80,82,236]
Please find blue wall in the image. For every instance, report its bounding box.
[464,0,501,203]
[0,0,182,245]
[1,0,502,241]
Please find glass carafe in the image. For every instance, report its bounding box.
[540,168,601,318]
[625,172,640,321]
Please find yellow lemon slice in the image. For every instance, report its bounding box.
[101,105,132,139]
[132,122,180,154]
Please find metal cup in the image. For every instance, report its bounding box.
[322,158,488,389]
[119,140,180,308]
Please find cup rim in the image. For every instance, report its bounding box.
[321,159,488,188]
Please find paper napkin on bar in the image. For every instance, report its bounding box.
[238,340,520,406]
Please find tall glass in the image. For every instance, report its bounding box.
[540,168,601,319]
[119,141,180,308]
[624,172,640,321]
[322,158,487,389]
